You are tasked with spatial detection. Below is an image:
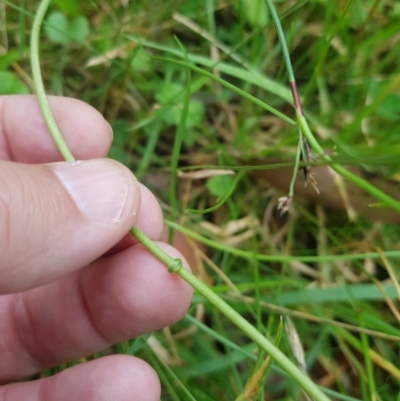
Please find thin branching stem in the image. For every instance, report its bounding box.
[131,228,332,401]
[165,219,400,263]
[156,57,296,125]
[30,1,332,401]
[169,62,191,242]
[264,0,295,82]
[298,115,400,213]
[289,129,303,198]
[264,0,400,214]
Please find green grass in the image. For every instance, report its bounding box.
[3,0,400,400]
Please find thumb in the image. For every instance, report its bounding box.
[0,158,140,294]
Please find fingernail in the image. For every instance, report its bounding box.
[52,159,138,223]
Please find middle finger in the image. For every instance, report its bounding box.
[0,242,192,383]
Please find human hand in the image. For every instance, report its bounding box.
[0,95,193,400]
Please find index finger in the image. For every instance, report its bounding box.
[0,95,113,163]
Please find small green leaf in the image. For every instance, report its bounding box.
[0,71,29,95]
[182,129,200,147]
[54,0,80,17]
[155,82,184,105]
[164,100,205,128]
[68,16,90,43]
[347,0,367,27]
[156,82,204,128]
[130,48,151,72]
[108,145,130,166]
[44,12,70,45]
[0,50,21,70]
[110,120,131,146]
[377,94,400,121]
[186,100,205,128]
[235,0,268,28]
[207,175,235,198]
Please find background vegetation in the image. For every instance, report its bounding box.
[2,0,400,400]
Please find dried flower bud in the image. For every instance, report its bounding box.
[277,196,292,215]
[306,171,320,194]
[301,137,312,163]
[300,137,319,194]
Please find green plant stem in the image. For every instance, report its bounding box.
[32,1,331,400]
[128,35,293,103]
[156,57,296,125]
[165,219,400,263]
[298,115,400,213]
[264,0,295,82]
[131,227,331,401]
[169,65,191,242]
[265,0,400,214]
[30,0,75,162]
[288,130,302,198]
[186,171,245,214]
[147,343,198,401]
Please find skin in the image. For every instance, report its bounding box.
[0,95,193,400]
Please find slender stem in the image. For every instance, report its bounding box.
[290,81,304,115]
[288,130,302,198]
[298,115,400,213]
[264,0,400,214]
[169,63,191,242]
[131,227,331,401]
[164,219,400,263]
[30,0,75,162]
[264,0,295,82]
[32,1,331,400]
[186,171,245,214]
[156,57,296,125]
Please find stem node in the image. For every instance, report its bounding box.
[168,258,183,273]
